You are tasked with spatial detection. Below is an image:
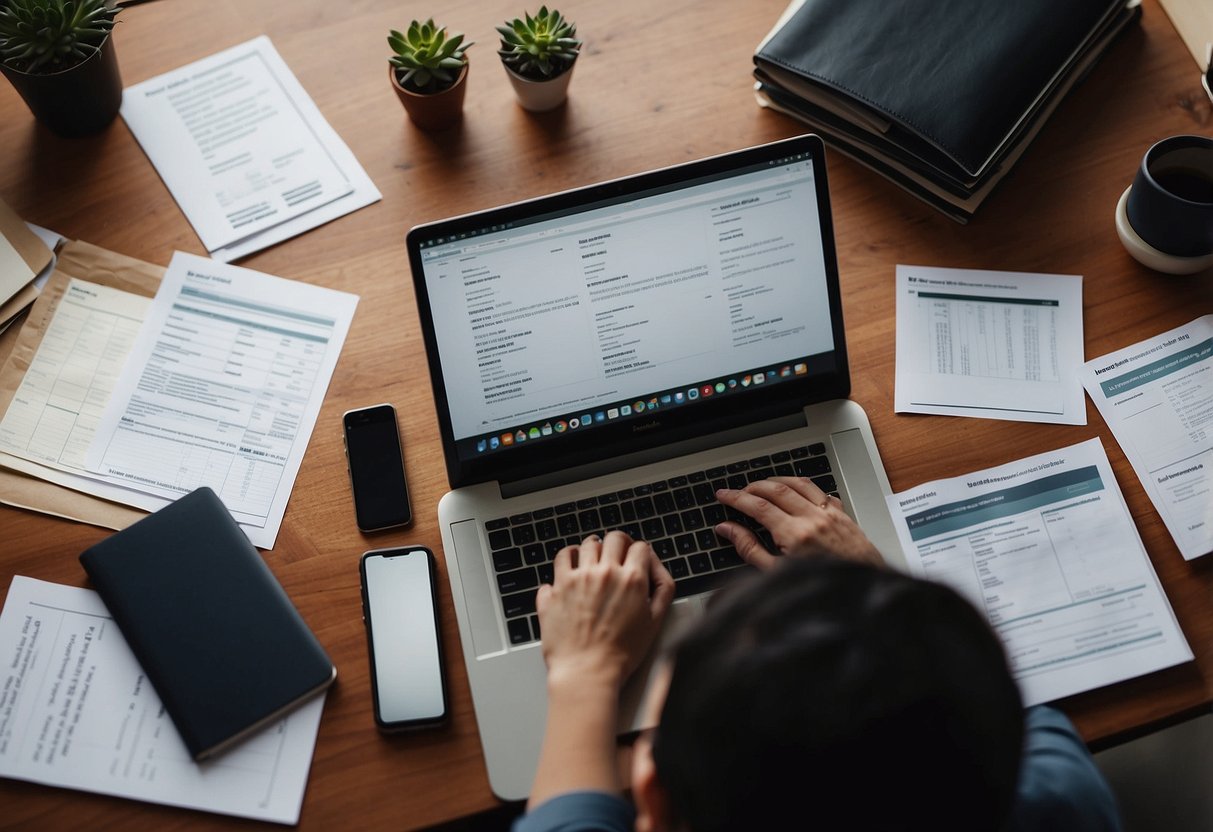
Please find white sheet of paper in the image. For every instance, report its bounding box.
[121,36,379,258]
[0,279,151,472]
[894,265,1086,424]
[886,438,1191,706]
[0,576,324,825]
[83,252,357,548]
[1079,315,1213,560]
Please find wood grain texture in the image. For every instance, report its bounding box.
[0,1,1210,828]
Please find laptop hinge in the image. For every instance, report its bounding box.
[499,412,807,499]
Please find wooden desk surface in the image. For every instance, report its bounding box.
[1,0,1210,828]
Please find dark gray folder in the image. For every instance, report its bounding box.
[79,487,336,761]
[754,0,1139,219]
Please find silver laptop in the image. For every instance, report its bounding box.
[406,134,904,800]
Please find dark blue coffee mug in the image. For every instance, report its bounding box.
[1125,135,1213,258]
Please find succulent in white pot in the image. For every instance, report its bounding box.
[496,6,581,112]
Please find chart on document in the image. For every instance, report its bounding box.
[887,439,1190,705]
[85,252,358,547]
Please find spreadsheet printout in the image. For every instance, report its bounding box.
[84,252,357,548]
[894,265,1085,424]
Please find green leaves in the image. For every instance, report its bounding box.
[0,0,119,73]
[388,18,472,94]
[497,6,581,81]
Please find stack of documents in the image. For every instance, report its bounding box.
[0,244,358,548]
[121,36,380,262]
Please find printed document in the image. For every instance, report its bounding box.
[0,576,323,824]
[0,279,150,473]
[83,252,358,548]
[1079,315,1213,560]
[887,439,1191,706]
[121,36,380,261]
[895,265,1086,424]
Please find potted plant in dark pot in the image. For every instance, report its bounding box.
[0,0,123,137]
[497,6,581,112]
[388,19,472,131]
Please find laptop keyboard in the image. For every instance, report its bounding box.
[485,442,837,646]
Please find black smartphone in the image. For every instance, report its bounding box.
[343,404,412,532]
[359,547,448,731]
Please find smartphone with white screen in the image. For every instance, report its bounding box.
[359,547,448,731]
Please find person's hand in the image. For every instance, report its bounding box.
[714,476,883,569]
[536,531,675,693]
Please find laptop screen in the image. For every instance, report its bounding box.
[408,135,850,487]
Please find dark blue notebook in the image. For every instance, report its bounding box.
[79,487,336,761]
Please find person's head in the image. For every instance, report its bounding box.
[631,558,1024,832]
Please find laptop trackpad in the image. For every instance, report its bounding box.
[617,596,704,734]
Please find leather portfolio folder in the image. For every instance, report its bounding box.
[754,0,1140,219]
[79,487,336,760]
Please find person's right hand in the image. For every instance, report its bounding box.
[714,476,884,570]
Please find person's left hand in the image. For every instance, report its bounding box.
[536,531,675,694]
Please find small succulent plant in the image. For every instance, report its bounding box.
[0,0,120,73]
[388,19,471,95]
[497,6,581,81]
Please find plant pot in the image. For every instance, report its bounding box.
[503,62,575,112]
[0,34,123,137]
[390,63,468,131]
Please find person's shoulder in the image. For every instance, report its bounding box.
[511,790,636,832]
[1008,706,1123,832]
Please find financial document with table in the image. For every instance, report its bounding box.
[887,438,1191,706]
[894,265,1086,425]
[1081,315,1213,560]
[0,251,357,547]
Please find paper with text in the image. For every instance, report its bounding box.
[1079,315,1213,560]
[887,438,1191,705]
[84,251,358,548]
[0,576,323,824]
[895,265,1086,424]
[121,36,379,260]
[0,280,150,473]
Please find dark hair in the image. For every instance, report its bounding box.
[651,558,1024,832]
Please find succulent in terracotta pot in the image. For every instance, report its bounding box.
[388,19,472,131]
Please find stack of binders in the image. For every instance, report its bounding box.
[754,0,1142,222]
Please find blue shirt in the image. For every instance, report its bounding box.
[512,706,1121,832]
